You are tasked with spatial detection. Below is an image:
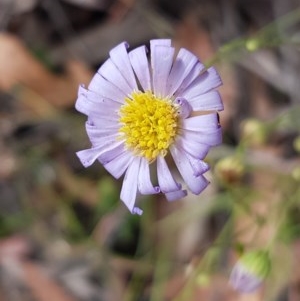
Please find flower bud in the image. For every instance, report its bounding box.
[215,156,245,185]
[240,119,267,147]
[229,250,271,293]
[196,272,210,287]
[292,167,300,182]
[293,136,300,153]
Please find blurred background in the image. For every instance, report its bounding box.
[0,0,300,300]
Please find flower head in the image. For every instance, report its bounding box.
[76,39,223,214]
[215,156,245,185]
[229,250,271,293]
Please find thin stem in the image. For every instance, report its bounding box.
[173,219,233,301]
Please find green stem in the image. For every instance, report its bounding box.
[173,219,233,301]
[206,7,300,67]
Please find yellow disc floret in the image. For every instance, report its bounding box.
[119,91,179,162]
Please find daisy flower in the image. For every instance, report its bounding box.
[76,39,223,215]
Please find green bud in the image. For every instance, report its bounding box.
[241,118,267,147]
[246,38,260,52]
[215,156,245,185]
[293,136,300,153]
[240,250,271,279]
[230,250,271,293]
[292,167,300,181]
[196,273,210,287]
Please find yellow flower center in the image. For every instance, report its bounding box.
[119,91,179,162]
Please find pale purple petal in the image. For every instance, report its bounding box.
[150,39,171,48]
[157,156,182,193]
[129,45,152,92]
[103,150,134,179]
[109,42,138,91]
[76,95,119,120]
[132,207,143,215]
[89,108,120,122]
[151,45,175,97]
[76,140,124,167]
[175,136,210,159]
[170,146,209,195]
[230,263,263,293]
[166,48,198,96]
[88,112,119,123]
[180,67,222,99]
[88,114,121,130]
[76,146,104,168]
[175,61,205,96]
[120,157,142,214]
[82,102,120,127]
[76,85,121,117]
[86,131,120,148]
[75,97,91,116]
[156,155,187,201]
[88,73,126,103]
[181,127,222,146]
[88,116,118,128]
[165,189,187,202]
[188,90,224,111]
[99,58,133,96]
[180,113,220,131]
[184,152,210,177]
[138,158,160,194]
[97,141,125,165]
[174,97,192,119]
[78,85,122,107]
[85,121,120,139]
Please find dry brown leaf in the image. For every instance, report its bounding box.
[174,15,215,62]
[21,261,77,301]
[0,33,93,110]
